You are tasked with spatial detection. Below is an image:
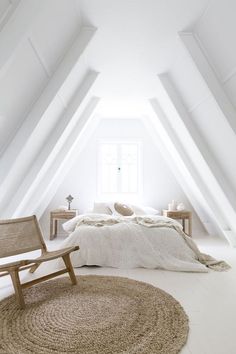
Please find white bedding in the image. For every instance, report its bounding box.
[60,214,210,272]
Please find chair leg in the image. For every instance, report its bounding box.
[29,263,40,274]
[9,269,25,309]
[62,254,77,285]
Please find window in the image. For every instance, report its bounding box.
[98,141,141,196]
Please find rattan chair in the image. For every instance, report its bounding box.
[0,215,79,309]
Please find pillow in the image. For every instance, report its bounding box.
[142,206,159,215]
[109,202,159,216]
[113,202,134,216]
[92,202,112,215]
[130,204,159,215]
[130,204,146,215]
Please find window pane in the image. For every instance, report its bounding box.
[99,142,139,195]
[120,144,138,193]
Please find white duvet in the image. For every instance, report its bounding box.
[60,214,210,272]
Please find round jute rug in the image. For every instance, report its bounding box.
[0,275,189,354]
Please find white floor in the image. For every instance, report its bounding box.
[1,236,236,354]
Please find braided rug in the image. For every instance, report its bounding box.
[0,275,188,354]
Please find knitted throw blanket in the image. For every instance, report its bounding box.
[76,215,230,271]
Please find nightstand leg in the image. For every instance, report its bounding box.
[50,217,57,240]
[189,217,192,237]
[50,216,53,240]
[182,219,186,233]
[55,220,58,237]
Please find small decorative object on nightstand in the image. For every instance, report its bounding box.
[162,209,192,236]
[177,202,185,211]
[168,200,177,211]
[66,195,74,210]
[50,209,78,240]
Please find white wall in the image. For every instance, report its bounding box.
[40,118,206,238]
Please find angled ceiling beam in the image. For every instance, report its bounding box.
[0,25,96,165]
[0,26,96,216]
[160,74,236,211]
[179,32,236,136]
[152,74,236,246]
[149,99,224,239]
[31,97,100,219]
[3,71,99,218]
[0,0,40,70]
[140,113,220,237]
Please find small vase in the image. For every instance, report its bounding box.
[168,200,177,211]
[171,200,177,210]
[177,203,185,211]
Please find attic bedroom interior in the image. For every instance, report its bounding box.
[0,0,236,353]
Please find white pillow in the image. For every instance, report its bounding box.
[130,204,146,215]
[108,202,159,216]
[92,202,112,215]
[142,206,159,215]
[130,204,159,215]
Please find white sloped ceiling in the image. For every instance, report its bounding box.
[1,0,236,245]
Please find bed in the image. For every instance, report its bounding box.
[59,203,228,272]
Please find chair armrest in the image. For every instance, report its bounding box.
[0,259,32,272]
[27,246,80,263]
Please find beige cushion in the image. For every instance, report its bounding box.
[114,202,134,216]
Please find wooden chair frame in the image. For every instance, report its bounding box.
[0,215,79,309]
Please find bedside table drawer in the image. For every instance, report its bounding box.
[50,211,77,219]
[163,210,190,219]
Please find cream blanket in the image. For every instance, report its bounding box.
[134,216,230,271]
[60,214,230,272]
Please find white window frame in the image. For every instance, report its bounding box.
[97,139,143,200]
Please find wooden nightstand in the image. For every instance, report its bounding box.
[162,210,192,236]
[50,209,78,240]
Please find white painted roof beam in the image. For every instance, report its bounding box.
[0,26,96,216]
[160,74,236,211]
[3,71,99,218]
[154,76,236,246]
[33,97,101,219]
[149,98,226,237]
[141,112,221,237]
[179,32,236,136]
[0,26,96,172]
